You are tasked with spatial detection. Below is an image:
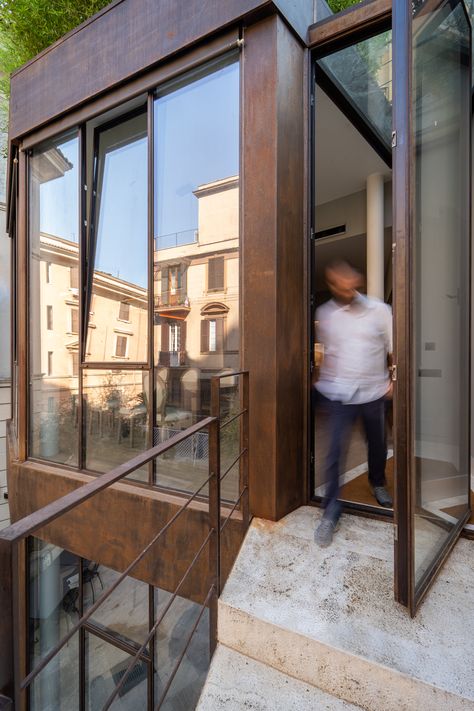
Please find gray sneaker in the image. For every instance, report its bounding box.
[372,486,393,508]
[314,518,339,547]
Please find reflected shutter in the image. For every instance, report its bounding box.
[208,257,224,291]
[181,321,187,351]
[161,321,169,351]
[161,267,169,304]
[201,320,209,352]
[216,318,224,352]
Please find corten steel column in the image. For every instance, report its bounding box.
[366,172,385,300]
[243,15,306,520]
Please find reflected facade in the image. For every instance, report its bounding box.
[29,134,80,466]
[27,59,240,487]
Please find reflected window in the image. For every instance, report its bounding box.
[154,60,240,433]
[115,335,128,358]
[85,108,148,364]
[46,305,53,330]
[208,256,225,291]
[29,132,79,465]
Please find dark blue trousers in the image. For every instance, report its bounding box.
[318,393,387,523]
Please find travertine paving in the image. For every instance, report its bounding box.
[198,644,363,710]
[213,507,474,711]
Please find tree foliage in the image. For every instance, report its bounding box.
[0,0,110,98]
[327,0,361,12]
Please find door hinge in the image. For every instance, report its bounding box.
[391,130,397,148]
[393,524,398,541]
[391,364,397,382]
[310,227,316,241]
[310,94,315,107]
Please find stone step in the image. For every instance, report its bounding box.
[216,507,474,711]
[197,644,363,710]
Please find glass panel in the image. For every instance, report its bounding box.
[154,426,209,494]
[84,565,150,647]
[29,133,79,465]
[28,537,80,669]
[154,60,240,450]
[83,369,149,480]
[154,589,210,709]
[86,110,148,364]
[412,1,470,588]
[318,30,393,146]
[85,631,148,710]
[30,631,79,711]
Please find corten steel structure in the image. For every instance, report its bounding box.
[2,0,474,705]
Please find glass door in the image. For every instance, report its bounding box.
[393,0,471,614]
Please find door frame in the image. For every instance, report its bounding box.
[392,0,472,614]
[307,7,393,523]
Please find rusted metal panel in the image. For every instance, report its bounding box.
[9,0,312,141]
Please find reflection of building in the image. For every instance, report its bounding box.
[155,176,239,418]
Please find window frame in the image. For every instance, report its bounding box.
[23,50,241,487]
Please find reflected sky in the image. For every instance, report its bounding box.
[154,61,239,238]
[95,130,148,288]
[40,137,78,243]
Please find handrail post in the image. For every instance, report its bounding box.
[242,371,250,528]
[0,539,13,704]
[208,417,221,654]
[210,376,220,421]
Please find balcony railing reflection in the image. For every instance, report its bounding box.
[155,229,198,251]
[154,288,190,309]
[158,350,186,367]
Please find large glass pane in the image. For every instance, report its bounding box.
[86,110,148,364]
[83,369,149,480]
[30,631,79,711]
[155,589,210,709]
[28,538,80,669]
[29,133,79,465]
[85,631,148,710]
[28,537,80,710]
[412,1,471,588]
[318,30,392,147]
[153,60,240,453]
[84,565,150,647]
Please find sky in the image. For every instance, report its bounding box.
[38,60,240,289]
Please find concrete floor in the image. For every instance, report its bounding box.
[212,507,474,711]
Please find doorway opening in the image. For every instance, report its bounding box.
[311,31,394,518]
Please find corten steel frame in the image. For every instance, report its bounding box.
[307,2,393,524]
[0,416,226,709]
[392,0,472,615]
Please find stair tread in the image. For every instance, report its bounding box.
[197,645,363,710]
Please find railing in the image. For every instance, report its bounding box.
[211,370,250,590]
[154,288,190,309]
[0,370,250,710]
[157,349,186,367]
[154,229,198,251]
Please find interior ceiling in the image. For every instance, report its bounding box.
[314,85,391,206]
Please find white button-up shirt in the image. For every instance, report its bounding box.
[315,293,392,405]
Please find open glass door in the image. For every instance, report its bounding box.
[393,0,471,614]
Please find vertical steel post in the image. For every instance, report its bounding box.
[242,372,250,528]
[208,417,220,655]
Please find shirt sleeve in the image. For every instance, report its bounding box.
[381,303,393,354]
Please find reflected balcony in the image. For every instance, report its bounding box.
[158,350,186,367]
[155,229,198,251]
[154,288,191,319]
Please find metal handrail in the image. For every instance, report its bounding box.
[0,418,215,544]
[0,415,221,710]
[1,369,250,709]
